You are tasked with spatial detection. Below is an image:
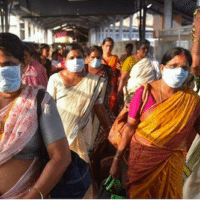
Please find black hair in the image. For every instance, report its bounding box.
[23,42,37,56]
[67,43,84,57]
[161,47,192,66]
[0,33,24,62]
[40,44,50,50]
[125,43,133,50]
[88,45,103,56]
[39,44,49,54]
[136,39,150,50]
[102,37,114,47]
[52,50,58,57]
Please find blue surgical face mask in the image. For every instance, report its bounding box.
[0,65,21,93]
[162,67,188,88]
[66,58,84,72]
[90,58,102,69]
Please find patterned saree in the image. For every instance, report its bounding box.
[127,87,200,199]
[102,55,120,115]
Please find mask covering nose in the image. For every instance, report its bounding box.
[66,58,84,72]
[90,58,102,68]
[0,65,21,93]
[162,67,188,88]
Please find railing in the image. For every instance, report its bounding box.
[155,25,193,62]
[158,25,192,37]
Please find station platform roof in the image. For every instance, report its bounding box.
[9,0,196,33]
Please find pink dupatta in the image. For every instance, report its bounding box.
[22,60,48,88]
[0,85,51,198]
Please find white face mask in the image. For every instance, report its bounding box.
[0,65,21,93]
[90,58,102,69]
[162,67,188,88]
[66,58,84,72]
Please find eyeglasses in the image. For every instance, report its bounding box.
[165,63,190,71]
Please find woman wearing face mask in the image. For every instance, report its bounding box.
[118,40,156,104]
[87,46,116,186]
[109,47,200,198]
[0,33,71,199]
[102,37,121,116]
[88,46,114,116]
[47,46,111,198]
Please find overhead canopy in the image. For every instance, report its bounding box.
[14,0,137,30]
[147,0,195,26]
[8,0,196,40]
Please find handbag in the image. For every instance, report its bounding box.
[97,175,126,199]
[37,89,92,199]
[108,83,150,149]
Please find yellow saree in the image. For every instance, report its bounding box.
[127,86,200,199]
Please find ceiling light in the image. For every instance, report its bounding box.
[62,23,68,27]
[53,26,61,30]
[147,4,152,8]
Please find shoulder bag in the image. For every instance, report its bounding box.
[37,89,92,199]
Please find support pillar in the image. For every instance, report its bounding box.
[164,0,172,29]
[24,21,29,41]
[100,27,103,43]
[90,28,96,45]
[35,26,38,43]
[1,9,4,32]
[97,28,100,44]
[119,17,123,41]
[43,29,46,43]
[129,15,133,40]
[102,26,106,41]
[47,29,53,44]
[16,16,21,38]
[139,0,147,41]
[4,3,9,32]
[94,28,97,44]
[39,28,42,43]
[113,21,116,41]
[30,23,34,42]
[107,24,110,38]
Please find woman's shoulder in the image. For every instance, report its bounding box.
[86,72,102,80]
[112,55,118,58]
[49,72,61,80]
[123,55,135,64]
[86,73,106,85]
[185,86,200,100]
[111,55,119,61]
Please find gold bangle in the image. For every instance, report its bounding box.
[29,187,44,199]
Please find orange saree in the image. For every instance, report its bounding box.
[102,55,120,115]
[127,87,200,199]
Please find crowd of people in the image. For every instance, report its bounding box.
[1,10,200,199]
